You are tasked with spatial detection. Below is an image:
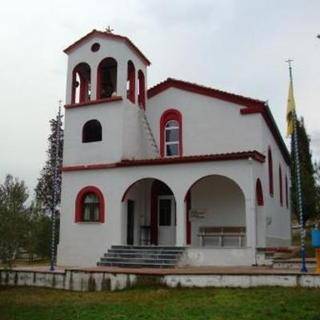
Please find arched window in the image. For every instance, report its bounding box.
[160,109,182,157]
[268,148,274,197]
[72,63,91,104]
[97,57,117,99]
[127,61,135,103]
[285,175,289,209]
[138,70,145,109]
[256,178,264,206]
[82,120,102,143]
[75,186,105,223]
[279,165,283,206]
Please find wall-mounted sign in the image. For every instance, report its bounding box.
[189,209,207,220]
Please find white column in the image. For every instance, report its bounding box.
[109,198,125,245]
[175,195,186,246]
[245,158,257,265]
[90,64,98,101]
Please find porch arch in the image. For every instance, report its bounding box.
[184,174,246,247]
[121,177,176,246]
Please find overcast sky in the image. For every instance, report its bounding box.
[0,0,319,196]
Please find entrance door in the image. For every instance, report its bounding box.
[158,196,176,245]
[127,200,134,245]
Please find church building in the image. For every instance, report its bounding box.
[57,29,291,268]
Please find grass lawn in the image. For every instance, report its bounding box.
[0,286,320,320]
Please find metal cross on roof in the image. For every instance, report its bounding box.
[105,26,114,33]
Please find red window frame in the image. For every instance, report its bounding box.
[160,109,183,157]
[268,148,274,197]
[127,61,135,103]
[279,165,283,206]
[138,70,145,109]
[75,186,105,223]
[256,178,264,206]
[285,175,289,208]
[72,63,91,104]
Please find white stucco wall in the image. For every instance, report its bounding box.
[63,35,152,165]
[189,175,246,247]
[57,160,257,267]
[65,35,148,104]
[146,88,264,156]
[260,119,291,246]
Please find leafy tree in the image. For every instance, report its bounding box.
[0,175,29,267]
[291,118,318,224]
[24,202,51,261]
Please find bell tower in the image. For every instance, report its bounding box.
[62,29,153,168]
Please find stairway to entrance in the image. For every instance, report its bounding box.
[97,245,186,268]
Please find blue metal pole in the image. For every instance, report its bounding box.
[287,61,308,273]
[292,110,308,272]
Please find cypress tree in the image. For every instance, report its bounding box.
[35,114,63,256]
[291,117,318,224]
[35,115,63,214]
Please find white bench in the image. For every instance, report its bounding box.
[198,226,246,247]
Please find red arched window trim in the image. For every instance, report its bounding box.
[285,175,289,209]
[279,165,283,206]
[160,109,183,157]
[127,61,135,103]
[72,63,91,104]
[75,186,105,223]
[138,70,145,109]
[256,178,264,206]
[97,57,118,100]
[268,148,274,197]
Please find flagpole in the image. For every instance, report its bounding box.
[50,100,62,272]
[286,60,308,273]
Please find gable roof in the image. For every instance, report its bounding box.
[63,29,151,66]
[147,78,290,165]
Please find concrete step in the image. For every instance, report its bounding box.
[97,260,176,268]
[97,245,185,268]
[108,249,184,255]
[105,252,181,259]
[98,256,178,264]
[111,245,185,251]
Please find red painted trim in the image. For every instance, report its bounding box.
[183,174,245,202]
[147,78,290,165]
[268,148,274,197]
[256,178,264,206]
[185,191,191,245]
[72,63,91,104]
[138,70,146,110]
[285,175,289,209]
[62,151,266,172]
[127,61,135,103]
[279,165,283,206]
[65,96,122,109]
[64,29,151,66]
[75,186,105,223]
[97,57,118,100]
[160,109,183,157]
[148,78,264,106]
